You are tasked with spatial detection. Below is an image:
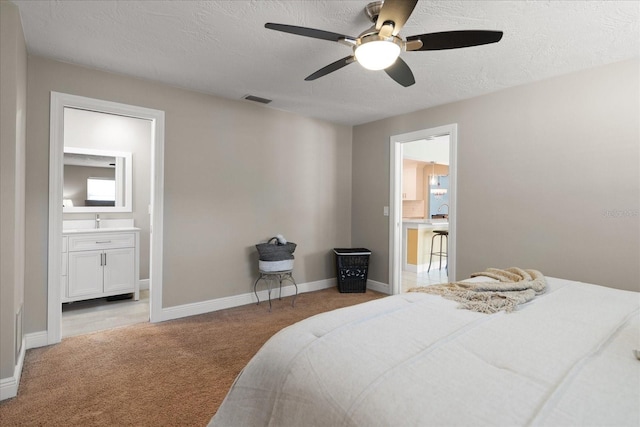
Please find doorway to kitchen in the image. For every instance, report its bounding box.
[389,124,457,295]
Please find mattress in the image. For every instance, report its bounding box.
[210,277,640,426]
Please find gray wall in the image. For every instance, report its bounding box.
[352,59,639,292]
[25,56,353,333]
[0,0,27,379]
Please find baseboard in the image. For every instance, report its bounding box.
[139,278,149,290]
[0,337,26,401]
[158,278,337,322]
[25,331,49,350]
[158,277,392,323]
[367,279,391,294]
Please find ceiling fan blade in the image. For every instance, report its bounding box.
[406,30,504,51]
[265,23,354,42]
[384,57,415,87]
[376,0,418,36]
[305,56,355,81]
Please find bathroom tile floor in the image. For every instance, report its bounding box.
[401,268,449,292]
[62,289,149,338]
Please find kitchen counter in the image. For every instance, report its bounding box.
[403,219,448,226]
[403,220,448,273]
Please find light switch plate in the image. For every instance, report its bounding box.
[383,206,389,216]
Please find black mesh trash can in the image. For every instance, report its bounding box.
[333,248,371,293]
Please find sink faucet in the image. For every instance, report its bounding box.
[437,204,449,216]
[95,214,101,229]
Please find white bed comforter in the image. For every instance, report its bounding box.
[210,277,640,426]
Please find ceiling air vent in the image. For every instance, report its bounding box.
[243,95,272,104]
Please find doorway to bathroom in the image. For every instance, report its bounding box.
[47,92,165,344]
[61,108,151,337]
[389,124,457,295]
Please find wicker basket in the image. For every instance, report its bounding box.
[333,248,371,293]
[256,237,297,261]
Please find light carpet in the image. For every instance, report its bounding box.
[0,287,384,426]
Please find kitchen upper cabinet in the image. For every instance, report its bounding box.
[402,166,416,200]
[402,160,423,200]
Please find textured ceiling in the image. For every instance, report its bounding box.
[14,0,640,125]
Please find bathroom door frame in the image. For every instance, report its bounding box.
[389,124,458,294]
[47,92,165,345]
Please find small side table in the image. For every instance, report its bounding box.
[253,270,298,311]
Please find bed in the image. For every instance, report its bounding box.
[210,274,640,426]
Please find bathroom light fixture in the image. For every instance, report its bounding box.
[354,35,402,70]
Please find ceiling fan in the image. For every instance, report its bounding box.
[265,0,503,87]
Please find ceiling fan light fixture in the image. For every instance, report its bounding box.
[264,0,503,86]
[354,35,402,70]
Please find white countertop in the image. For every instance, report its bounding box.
[63,227,140,234]
[402,219,449,226]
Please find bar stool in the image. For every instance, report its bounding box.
[428,230,448,273]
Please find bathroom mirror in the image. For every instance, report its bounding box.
[63,147,132,213]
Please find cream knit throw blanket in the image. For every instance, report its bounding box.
[408,267,546,313]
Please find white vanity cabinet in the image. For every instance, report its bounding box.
[63,229,139,303]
